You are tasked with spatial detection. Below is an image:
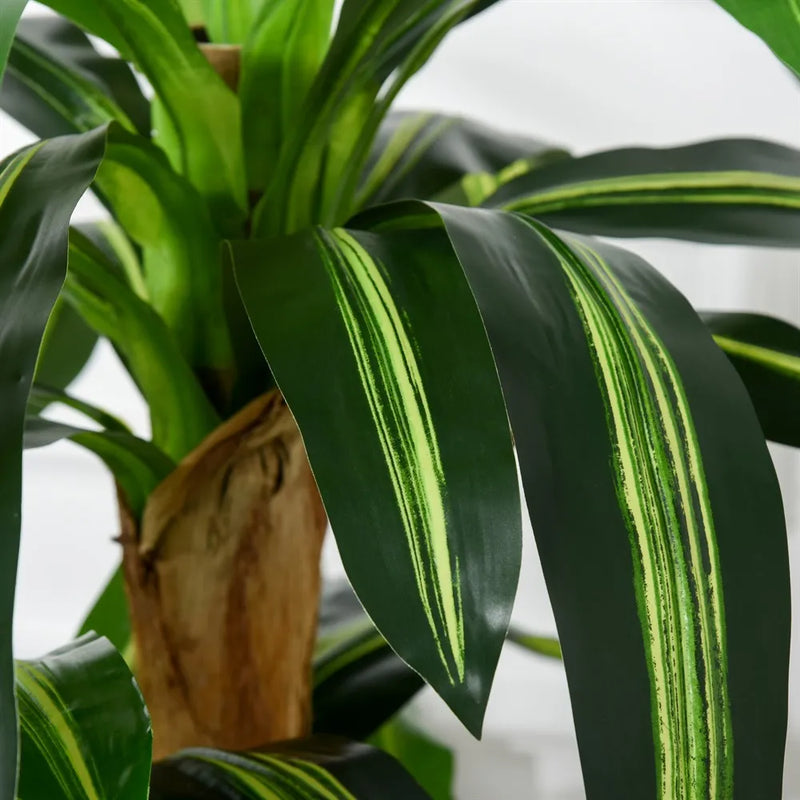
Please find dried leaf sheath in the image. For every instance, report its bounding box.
[122,391,327,758]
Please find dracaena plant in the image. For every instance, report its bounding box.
[1,1,799,798]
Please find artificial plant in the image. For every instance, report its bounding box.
[1,1,799,798]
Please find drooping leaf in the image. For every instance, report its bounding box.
[369,718,454,800]
[240,0,334,191]
[37,1,130,58]
[65,226,219,460]
[701,311,800,447]
[24,416,175,519]
[96,125,234,387]
[75,220,147,299]
[253,0,501,235]
[358,110,567,209]
[0,128,106,800]
[314,578,560,740]
[30,300,98,409]
[230,226,521,737]
[149,737,429,799]
[356,201,789,799]
[2,16,150,140]
[28,384,127,433]
[487,138,800,246]
[16,633,151,800]
[712,0,800,77]
[86,0,247,231]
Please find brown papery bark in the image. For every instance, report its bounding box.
[121,391,327,759]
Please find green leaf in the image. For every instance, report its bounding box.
[16,633,151,800]
[28,384,127,433]
[2,16,150,140]
[0,0,25,79]
[37,1,131,58]
[240,0,334,191]
[65,226,220,460]
[712,0,800,76]
[24,416,174,519]
[314,579,560,740]
[89,0,247,232]
[358,110,568,209]
[253,0,501,235]
[230,226,521,737]
[96,125,234,386]
[0,128,106,800]
[701,311,800,448]
[356,201,789,798]
[487,138,800,246]
[31,300,98,408]
[202,0,267,43]
[149,737,429,799]
[369,719,454,800]
[77,566,131,660]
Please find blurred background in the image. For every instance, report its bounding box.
[3,2,799,797]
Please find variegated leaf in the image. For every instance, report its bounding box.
[230,225,521,736]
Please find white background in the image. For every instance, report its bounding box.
[3,1,800,798]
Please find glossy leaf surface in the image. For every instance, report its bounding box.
[702,311,800,447]
[2,16,149,140]
[16,633,151,800]
[488,139,800,246]
[149,737,429,799]
[0,128,106,799]
[356,201,790,798]
[231,226,521,737]
[359,110,567,209]
[0,0,25,77]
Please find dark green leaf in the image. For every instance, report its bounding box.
[314,579,560,740]
[24,416,174,519]
[712,0,800,77]
[356,201,789,798]
[2,16,150,140]
[37,2,131,58]
[369,719,454,800]
[0,128,106,800]
[358,110,567,209]
[230,226,521,737]
[16,633,151,800]
[701,311,800,447]
[487,138,800,246]
[31,300,98,407]
[65,226,219,460]
[77,566,131,659]
[149,736,429,799]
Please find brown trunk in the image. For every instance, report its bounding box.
[120,390,327,759]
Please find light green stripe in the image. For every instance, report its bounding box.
[316,228,465,683]
[0,143,43,205]
[503,170,800,214]
[254,755,355,800]
[313,632,386,687]
[713,335,800,380]
[530,221,732,799]
[193,755,285,799]
[16,664,102,800]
